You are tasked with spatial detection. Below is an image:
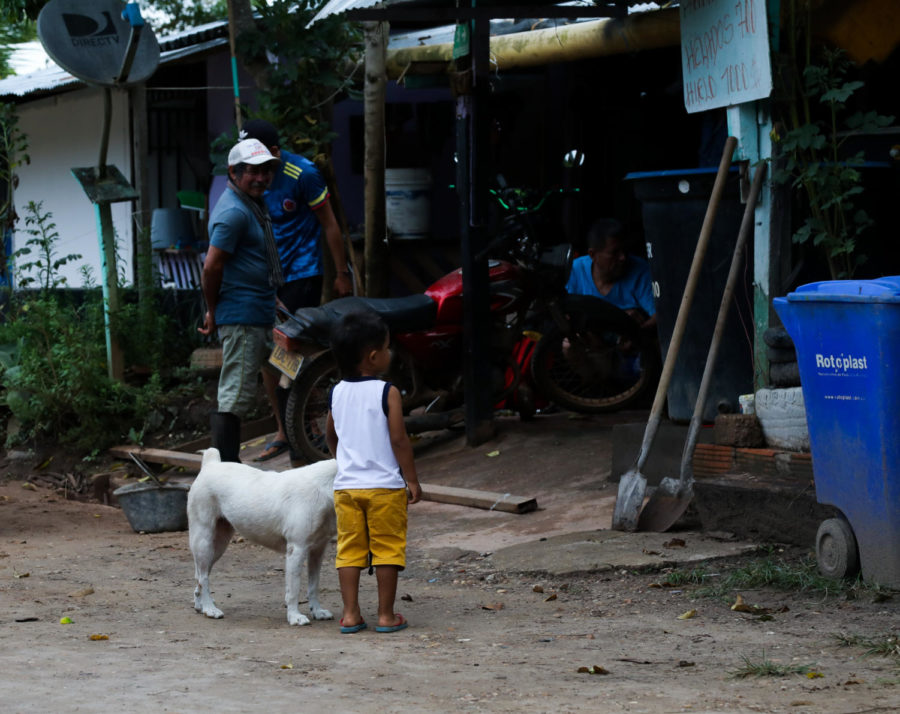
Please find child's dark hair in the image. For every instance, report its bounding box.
[330,310,390,378]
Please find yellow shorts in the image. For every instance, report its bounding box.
[334,488,408,569]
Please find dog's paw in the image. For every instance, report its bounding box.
[310,607,334,621]
[287,611,311,626]
[202,605,225,619]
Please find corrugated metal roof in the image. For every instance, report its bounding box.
[312,0,660,24]
[0,21,229,100]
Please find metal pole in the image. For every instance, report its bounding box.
[96,201,124,381]
[226,0,243,130]
[458,12,495,446]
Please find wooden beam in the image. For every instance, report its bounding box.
[108,445,203,470]
[421,483,537,514]
[106,445,538,514]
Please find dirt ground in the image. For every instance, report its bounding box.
[1,412,899,713]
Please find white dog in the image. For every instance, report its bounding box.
[187,448,337,626]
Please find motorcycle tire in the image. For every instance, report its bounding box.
[284,353,340,463]
[530,323,659,414]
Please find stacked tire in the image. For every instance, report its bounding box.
[765,327,800,387]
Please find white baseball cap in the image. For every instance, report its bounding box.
[227,138,279,167]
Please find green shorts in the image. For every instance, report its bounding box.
[217,324,273,418]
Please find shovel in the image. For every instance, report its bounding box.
[637,161,767,532]
[611,136,737,532]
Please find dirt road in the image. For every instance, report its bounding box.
[2,413,898,713]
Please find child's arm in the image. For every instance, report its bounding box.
[387,385,421,504]
[325,411,338,457]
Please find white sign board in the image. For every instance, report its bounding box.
[680,0,773,113]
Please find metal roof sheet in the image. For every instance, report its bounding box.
[0,21,230,100]
[312,0,660,24]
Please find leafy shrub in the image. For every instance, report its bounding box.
[0,203,203,451]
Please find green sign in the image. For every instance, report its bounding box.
[452,22,470,60]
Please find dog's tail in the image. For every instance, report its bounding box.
[201,448,222,467]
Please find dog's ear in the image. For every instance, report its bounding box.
[201,448,222,467]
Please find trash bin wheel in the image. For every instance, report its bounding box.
[815,517,860,580]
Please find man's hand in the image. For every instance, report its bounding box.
[334,272,353,298]
[198,310,216,337]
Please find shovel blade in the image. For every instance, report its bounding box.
[637,477,693,532]
[611,469,647,532]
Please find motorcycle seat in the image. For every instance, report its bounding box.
[278,294,437,344]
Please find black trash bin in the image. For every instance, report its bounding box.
[625,167,754,422]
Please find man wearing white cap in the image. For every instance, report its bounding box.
[199,138,284,461]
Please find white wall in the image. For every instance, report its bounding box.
[12,87,133,288]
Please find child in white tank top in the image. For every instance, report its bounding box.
[325,311,422,634]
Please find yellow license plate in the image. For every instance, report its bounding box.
[269,344,304,380]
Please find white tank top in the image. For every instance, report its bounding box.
[330,377,405,491]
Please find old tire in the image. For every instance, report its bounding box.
[763,327,794,349]
[531,324,659,414]
[815,517,860,580]
[284,354,340,464]
[766,345,797,363]
[769,360,801,387]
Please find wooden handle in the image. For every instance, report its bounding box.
[635,136,737,470]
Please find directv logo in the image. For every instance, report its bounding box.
[63,12,120,47]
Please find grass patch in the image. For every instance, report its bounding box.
[664,550,882,600]
[729,651,817,679]
[833,632,900,662]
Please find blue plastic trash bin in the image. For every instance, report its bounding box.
[774,277,900,588]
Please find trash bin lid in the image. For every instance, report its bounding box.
[786,276,900,303]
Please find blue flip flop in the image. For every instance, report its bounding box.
[254,440,289,462]
[375,614,408,633]
[340,618,367,634]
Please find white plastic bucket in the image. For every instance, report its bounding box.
[385,168,432,240]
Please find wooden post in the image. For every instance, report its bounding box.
[130,84,154,303]
[457,16,495,446]
[363,20,388,297]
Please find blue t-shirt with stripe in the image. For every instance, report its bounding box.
[264,150,330,282]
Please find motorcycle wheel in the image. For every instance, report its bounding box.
[531,323,658,414]
[284,353,340,463]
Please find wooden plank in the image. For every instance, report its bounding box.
[105,447,537,515]
[420,483,537,514]
[108,446,203,471]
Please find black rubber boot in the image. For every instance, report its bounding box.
[210,411,242,463]
[275,386,301,461]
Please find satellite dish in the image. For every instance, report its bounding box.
[37,0,160,87]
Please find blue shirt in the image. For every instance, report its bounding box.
[264,150,330,282]
[566,254,656,317]
[207,188,276,326]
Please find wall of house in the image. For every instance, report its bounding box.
[12,86,133,288]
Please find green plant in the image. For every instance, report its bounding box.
[729,651,817,679]
[833,632,900,663]
[774,9,895,279]
[665,552,871,600]
[0,202,197,450]
[235,0,362,158]
[12,200,81,290]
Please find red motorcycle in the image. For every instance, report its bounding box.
[270,187,659,463]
